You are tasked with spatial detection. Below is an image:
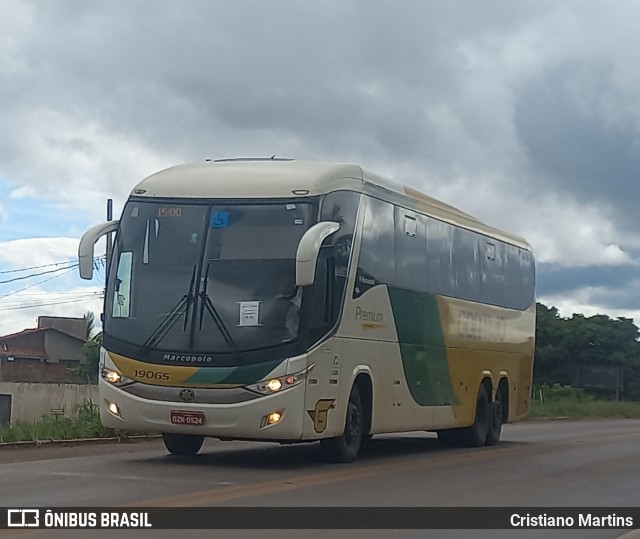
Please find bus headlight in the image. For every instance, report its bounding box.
[101,367,133,387]
[246,364,315,395]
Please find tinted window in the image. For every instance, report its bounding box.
[354,197,395,298]
[453,228,481,302]
[306,191,361,339]
[426,217,455,297]
[351,198,534,309]
[395,208,427,292]
[505,245,535,309]
[480,240,507,307]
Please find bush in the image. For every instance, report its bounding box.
[534,384,594,403]
[0,399,141,443]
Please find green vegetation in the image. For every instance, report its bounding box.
[531,303,640,419]
[67,311,102,383]
[535,303,640,400]
[529,384,640,419]
[0,401,142,444]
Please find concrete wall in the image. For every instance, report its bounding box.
[0,382,98,423]
[44,330,85,363]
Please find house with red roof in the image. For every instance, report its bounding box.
[0,316,88,383]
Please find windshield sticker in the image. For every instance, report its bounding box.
[143,220,150,264]
[294,218,304,225]
[131,207,139,218]
[238,301,262,327]
[286,204,296,210]
[189,232,199,244]
[211,211,230,228]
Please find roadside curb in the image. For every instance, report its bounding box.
[0,435,161,449]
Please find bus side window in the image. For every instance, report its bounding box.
[425,217,455,297]
[395,209,427,292]
[354,196,395,298]
[318,191,360,312]
[481,240,506,307]
[306,191,361,342]
[505,245,535,310]
[453,228,481,302]
[112,252,133,318]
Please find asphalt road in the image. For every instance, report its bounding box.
[1,419,639,539]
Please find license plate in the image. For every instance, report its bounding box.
[170,410,205,426]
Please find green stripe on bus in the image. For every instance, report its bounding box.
[184,359,283,385]
[388,287,458,406]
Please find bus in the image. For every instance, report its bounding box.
[78,158,535,463]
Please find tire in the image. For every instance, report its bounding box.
[436,428,464,446]
[162,433,204,456]
[485,387,505,446]
[437,384,490,448]
[320,385,364,463]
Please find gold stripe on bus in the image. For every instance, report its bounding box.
[107,352,198,386]
[362,322,386,330]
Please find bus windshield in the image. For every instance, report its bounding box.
[105,200,315,359]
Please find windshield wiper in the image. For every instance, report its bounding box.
[196,263,242,361]
[139,265,197,353]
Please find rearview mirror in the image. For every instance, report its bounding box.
[78,220,119,279]
[295,221,340,286]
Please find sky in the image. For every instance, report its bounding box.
[1,0,640,336]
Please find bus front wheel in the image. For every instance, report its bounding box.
[162,433,204,456]
[320,385,363,463]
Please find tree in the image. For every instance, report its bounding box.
[534,302,640,400]
[84,311,96,339]
[69,311,101,383]
[81,331,102,383]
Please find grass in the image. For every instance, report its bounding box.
[528,384,640,419]
[529,399,640,419]
[0,401,140,443]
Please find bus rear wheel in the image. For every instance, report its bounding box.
[437,384,490,448]
[320,385,363,463]
[162,433,204,456]
[485,386,505,446]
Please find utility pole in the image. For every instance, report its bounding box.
[100,198,114,326]
[106,198,113,271]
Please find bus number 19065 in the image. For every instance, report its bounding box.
[134,369,170,381]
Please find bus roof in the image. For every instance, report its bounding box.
[132,159,530,249]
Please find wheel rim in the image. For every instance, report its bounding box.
[345,400,362,445]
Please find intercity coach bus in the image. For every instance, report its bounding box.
[79,158,535,462]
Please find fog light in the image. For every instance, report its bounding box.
[261,410,283,427]
[107,401,121,417]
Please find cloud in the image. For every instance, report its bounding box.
[1,0,640,327]
[0,285,104,336]
[0,237,84,268]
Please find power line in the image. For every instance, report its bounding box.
[0,259,79,274]
[1,292,102,307]
[1,296,104,311]
[0,263,79,285]
[0,267,77,300]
